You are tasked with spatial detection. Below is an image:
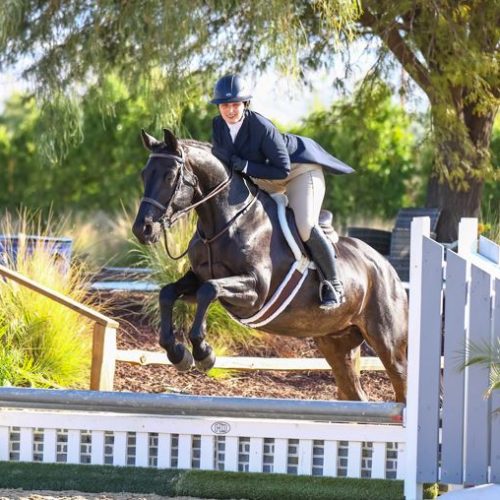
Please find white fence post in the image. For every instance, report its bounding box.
[458,218,478,257]
[405,217,430,500]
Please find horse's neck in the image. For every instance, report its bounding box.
[187,148,252,236]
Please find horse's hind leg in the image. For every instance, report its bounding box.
[314,327,367,401]
[360,304,408,403]
[159,270,200,371]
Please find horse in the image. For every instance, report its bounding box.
[132,129,408,402]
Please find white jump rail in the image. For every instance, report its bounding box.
[0,388,405,479]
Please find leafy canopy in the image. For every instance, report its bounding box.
[1,1,498,185]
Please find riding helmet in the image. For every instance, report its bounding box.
[210,74,252,104]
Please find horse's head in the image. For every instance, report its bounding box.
[132,129,197,245]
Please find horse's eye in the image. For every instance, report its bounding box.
[164,170,177,183]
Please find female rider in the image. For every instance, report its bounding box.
[210,74,354,310]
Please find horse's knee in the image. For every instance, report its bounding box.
[159,284,177,306]
[196,281,218,304]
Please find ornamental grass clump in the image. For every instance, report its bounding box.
[130,213,263,356]
[0,213,95,388]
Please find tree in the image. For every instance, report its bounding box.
[292,81,422,222]
[356,1,499,241]
[1,1,498,240]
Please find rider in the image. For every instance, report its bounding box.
[210,74,354,310]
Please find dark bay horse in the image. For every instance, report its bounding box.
[132,129,408,402]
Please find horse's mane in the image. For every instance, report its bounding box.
[180,138,211,152]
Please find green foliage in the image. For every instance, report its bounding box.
[464,339,500,397]
[292,81,421,222]
[0,1,359,159]
[0,212,96,388]
[129,213,263,355]
[0,78,148,212]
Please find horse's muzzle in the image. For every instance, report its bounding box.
[132,217,161,244]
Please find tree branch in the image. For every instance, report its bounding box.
[358,10,433,99]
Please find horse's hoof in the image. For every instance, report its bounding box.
[195,351,216,372]
[172,349,194,372]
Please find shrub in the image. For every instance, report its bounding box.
[0,211,97,388]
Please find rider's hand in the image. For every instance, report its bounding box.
[211,146,231,164]
[230,155,248,173]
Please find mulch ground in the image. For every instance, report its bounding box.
[108,294,395,402]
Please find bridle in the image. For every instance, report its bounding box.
[140,147,256,262]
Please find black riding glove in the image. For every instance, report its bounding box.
[230,155,248,173]
[211,146,231,164]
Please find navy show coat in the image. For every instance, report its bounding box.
[212,110,355,180]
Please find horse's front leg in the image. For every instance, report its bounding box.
[189,275,258,371]
[159,270,201,371]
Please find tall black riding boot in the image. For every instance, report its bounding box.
[305,225,345,310]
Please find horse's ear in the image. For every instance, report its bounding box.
[141,129,161,151]
[163,128,179,154]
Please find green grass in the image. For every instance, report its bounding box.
[0,462,405,499]
[0,210,103,388]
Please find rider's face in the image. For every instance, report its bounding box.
[219,102,245,124]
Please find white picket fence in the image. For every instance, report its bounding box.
[0,401,405,479]
[405,217,500,499]
[0,217,499,500]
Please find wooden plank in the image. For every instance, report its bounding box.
[440,251,468,484]
[396,442,406,480]
[135,432,149,467]
[273,438,288,474]
[491,390,500,483]
[404,216,430,500]
[416,237,444,483]
[67,429,80,464]
[224,436,239,472]
[248,437,264,473]
[90,324,117,391]
[0,427,9,461]
[114,350,385,372]
[91,430,105,465]
[322,441,338,477]
[478,236,500,264]
[200,435,214,470]
[346,441,362,478]
[0,263,118,327]
[42,429,57,463]
[490,278,500,483]
[177,434,192,469]
[156,433,172,469]
[20,427,33,462]
[112,431,127,466]
[464,264,492,484]
[297,439,313,475]
[371,442,386,479]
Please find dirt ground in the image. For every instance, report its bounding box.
[111,294,395,402]
[0,491,211,500]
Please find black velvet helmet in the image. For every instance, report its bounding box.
[210,74,252,104]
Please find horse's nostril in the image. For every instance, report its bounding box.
[144,223,153,237]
